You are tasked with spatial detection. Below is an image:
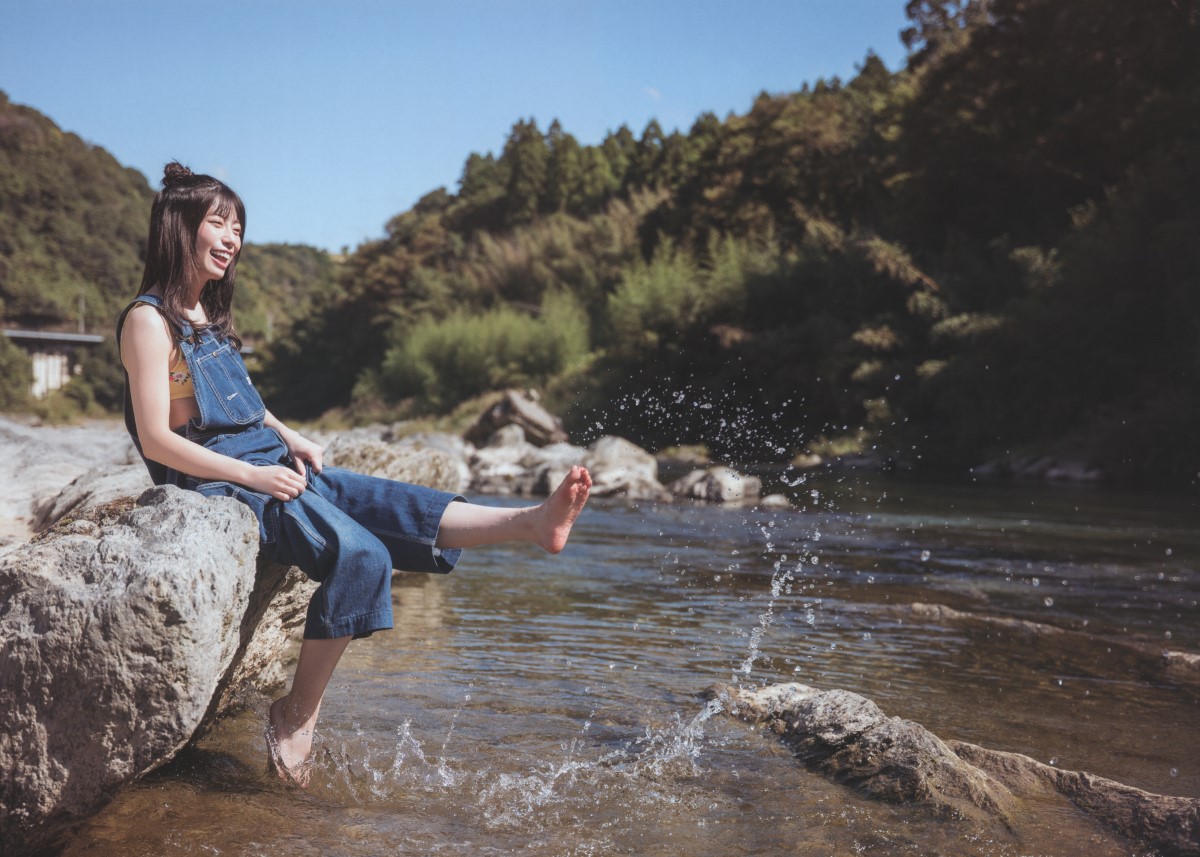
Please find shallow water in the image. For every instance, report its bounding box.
[64,474,1198,856]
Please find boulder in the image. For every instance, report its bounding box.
[668,466,762,503]
[467,425,589,496]
[324,435,470,494]
[584,436,670,501]
[0,486,316,856]
[715,682,1200,856]
[463,389,569,448]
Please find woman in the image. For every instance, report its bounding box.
[118,162,591,786]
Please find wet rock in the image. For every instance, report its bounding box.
[668,466,762,503]
[712,683,1017,827]
[325,435,470,494]
[31,464,152,532]
[584,436,670,501]
[715,682,1200,856]
[463,389,569,448]
[0,486,315,856]
[758,493,793,510]
[951,743,1200,857]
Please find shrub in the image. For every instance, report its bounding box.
[377,291,589,409]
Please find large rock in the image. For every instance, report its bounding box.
[0,487,312,856]
[715,682,1200,856]
[469,425,588,496]
[464,389,569,448]
[668,466,762,503]
[584,436,670,501]
[324,435,470,494]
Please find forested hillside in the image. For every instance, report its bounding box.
[0,91,336,409]
[258,0,1200,486]
[3,0,1195,486]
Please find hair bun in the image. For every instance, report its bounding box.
[162,161,194,188]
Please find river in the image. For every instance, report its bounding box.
[61,473,1198,855]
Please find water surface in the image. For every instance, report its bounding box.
[64,474,1199,856]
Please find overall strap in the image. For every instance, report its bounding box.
[116,293,194,344]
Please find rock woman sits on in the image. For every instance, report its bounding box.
[117,162,592,787]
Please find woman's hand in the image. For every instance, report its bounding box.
[263,410,324,479]
[282,430,324,477]
[242,463,308,502]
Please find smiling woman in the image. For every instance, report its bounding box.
[114,162,593,788]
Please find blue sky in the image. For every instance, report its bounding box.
[1,1,911,252]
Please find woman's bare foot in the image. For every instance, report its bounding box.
[266,695,314,788]
[537,465,592,554]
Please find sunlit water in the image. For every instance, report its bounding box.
[63,474,1198,856]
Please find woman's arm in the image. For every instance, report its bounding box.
[264,410,325,476]
[121,304,308,501]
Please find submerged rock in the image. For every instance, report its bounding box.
[714,682,1200,856]
[0,487,304,855]
[899,602,1200,690]
[971,454,1104,483]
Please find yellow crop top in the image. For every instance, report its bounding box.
[168,353,194,400]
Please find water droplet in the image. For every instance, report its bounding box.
[919,550,931,562]
[1032,577,1041,587]
[1165,548,1174,556]
[1049,757,1058,766]
[862,632,872,641]
[1170,768,1179,777]
[1165,630,1173,640]
[1043,597,1054,607]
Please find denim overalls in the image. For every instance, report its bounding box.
[117,294,464,640]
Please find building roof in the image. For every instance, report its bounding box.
[2,329,106,345]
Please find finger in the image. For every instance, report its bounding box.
[291,457,306,477]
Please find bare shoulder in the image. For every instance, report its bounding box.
[120,303,174,367]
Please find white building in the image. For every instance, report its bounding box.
[2,329,105,399]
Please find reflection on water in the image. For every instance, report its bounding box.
[63,474,1198,856]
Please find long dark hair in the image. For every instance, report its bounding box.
[137,161,245,346]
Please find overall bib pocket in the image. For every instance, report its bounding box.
[194,343,266,426]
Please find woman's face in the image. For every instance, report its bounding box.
[194,205,242,282]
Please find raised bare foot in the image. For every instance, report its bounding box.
[266,695,314,788]
[538,465,592,554]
